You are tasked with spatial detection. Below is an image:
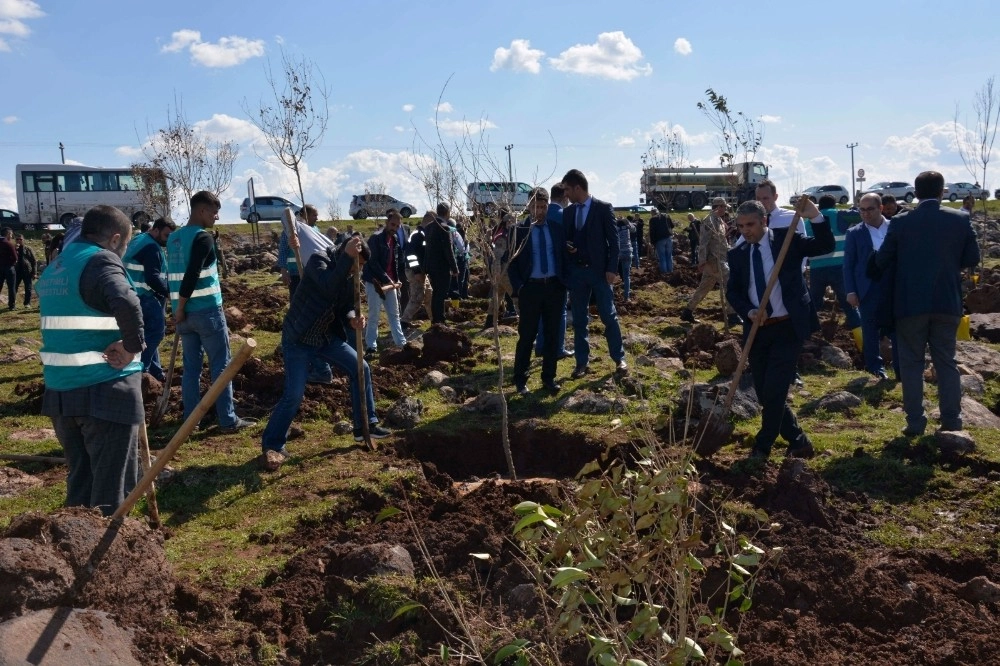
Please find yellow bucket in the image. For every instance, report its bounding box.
[851,327,863,351]
[957,315,971,341]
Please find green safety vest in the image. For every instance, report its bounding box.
[122,232,163,299]
[37,241,143,391]
[808,208,849,270]
[166,225,222,313]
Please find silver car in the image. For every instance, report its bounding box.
[349,194,417,220]
[945,182,988,201]
[860,181,915,204]
[790,185,850,206]
[240,196,302,222]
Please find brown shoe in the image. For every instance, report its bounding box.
[261,449,289,472]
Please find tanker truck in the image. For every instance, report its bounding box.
[639,161,769,211]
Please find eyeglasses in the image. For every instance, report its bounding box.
[859,206,879,212]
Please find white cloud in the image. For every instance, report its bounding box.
[192,113,263,145]
[673,38,692,56]
[393,125,405,133]
[402,103,414,113]
[114,145,144,159]
[161,29,265,68]
[490,38,545,74]
[549,31,652,81]
[2,115,17,124]
[0,178,15,209]
[645,121,714,148]
[760,114,782,124]
[0,0,44,52]
[435,102,454,114]
[436,117,497,137]
[617,136,636,147]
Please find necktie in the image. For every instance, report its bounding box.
[752,243,773,316]
[537,224,548,274]
[576,205,584,230]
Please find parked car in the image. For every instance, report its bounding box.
[239,196,302,223]
[995,188,1000,200]
[860,181,915,203]
[945,182,988,201]
[349,194,416,220]
[0,208,22,229]
[790,185,851,206]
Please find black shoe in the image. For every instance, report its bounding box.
[727,313,743,327]
[874,370,889,381]
[747,448,769,461]
[680,308,696,323]
[615,359,628,373]
[902,425,926,437]
[785,440,815,459]
[515,384,529,396]
[558,349,574,359]
[354,425,392,441]
[542,381,561,393]
[219,417,258,434]
[793,374,804,387]
[571,365,591,379]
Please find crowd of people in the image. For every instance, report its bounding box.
[21,167,982,516]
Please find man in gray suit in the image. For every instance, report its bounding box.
[874,171,980,437]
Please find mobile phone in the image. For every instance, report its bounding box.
[566,241,575,250]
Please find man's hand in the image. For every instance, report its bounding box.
[350,315,366,331]
[174,308,186,325]
[605,271,618,285]
[846,292,860,308]
[280,268,290,286]
[344,237,361,258]
[288,232,300,250]
[795,196,821,220]
[103,341,135,370]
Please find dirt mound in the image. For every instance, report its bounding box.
[421,325,473,363]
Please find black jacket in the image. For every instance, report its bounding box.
[283,247,356,347]
[404,227,428,273]
[362,229,405,286]
[16,244,36,277]
[648,213,674,243]
[424,217,457,274]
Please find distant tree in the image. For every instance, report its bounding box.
[326,196,343,222]
[954,75,1000,233]
[696,88,764,169]
[242,48,330,212]
[136,95,239,216]
[640,122,689,211]
[128,163,173,223]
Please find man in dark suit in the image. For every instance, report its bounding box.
[560,169,626,378]
[844,193,898,379]
[874,171,980,437]
[727,199,834,460]
[509,187,568,394]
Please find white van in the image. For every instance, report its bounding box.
[466,181,533,215]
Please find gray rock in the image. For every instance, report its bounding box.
[341,543,414,580]
[955,342,1000,380]
[968,313,1000,342]
[508,583,539,612]
[0,345,37,364]
[819,345,853,369]
[493,325,518,338]
[714,339,742,376]
[961,374,985,396]
[438,386,458,402]
[680,383,759,421]
[385,396,423,429]
[14,337,41,348]
[421,370,450,388]
[815,391,863,413]
[931,397,1000,429]
[561,391,623,414]
[958,576,1000,604]
[0,608,140,666]
[935,430,976,455]
[333,421,353,435]
[639,355,688,377]
[623,333,661,350]
[461,392,506,414]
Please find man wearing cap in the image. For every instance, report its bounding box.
[560,169,627,377]
[123,217,175,380]
[681,198,739,326]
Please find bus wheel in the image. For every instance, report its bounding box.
[132,211,150,227]
[59,213,76,227]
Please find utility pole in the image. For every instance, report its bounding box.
[846,142,858,205]
[504,144,513,183]
[59,142,65,164]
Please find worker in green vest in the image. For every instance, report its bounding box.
[806,194,861,331]
[123,216,175,381]
[167,190,256,433]
[37,205,144,516]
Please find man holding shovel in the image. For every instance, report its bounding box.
[726,198,833,461]
[37,205,144,516]
[123,217,174,381]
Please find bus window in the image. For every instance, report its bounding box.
[517,183,532,194]
[33,174,54,192]
[88,172,115,192]
[117,172,138,192]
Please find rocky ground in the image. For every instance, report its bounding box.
[1,225,1000,665]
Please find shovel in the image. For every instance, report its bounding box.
[150,331,180,427]
[355,253,373,449]
[694,208,803,457]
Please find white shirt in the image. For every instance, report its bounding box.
[747,229,789,318]
[865,218,889,251]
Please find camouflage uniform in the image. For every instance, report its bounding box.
[686,213,735,315]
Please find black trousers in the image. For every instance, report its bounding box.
[513,279,567,386]
[748,320,808,453]
[428,270,452,324]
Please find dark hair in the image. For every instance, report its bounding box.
[817,194,837,209]
[755,179,777,196]
[561,169,588,192]
[550,183,566,199]
[914,171,944,200]
[139,221,151,233]
[529,186,549,202]
[385,207,401,219]
[436,202,451,217]
[190,190,221,211]
[303,204,318,219]
[82,205,132,243]
[736,200,766,219]
[880,194,897,205]
[152,217,177,231]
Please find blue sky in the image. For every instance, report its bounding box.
[1,0,998,222]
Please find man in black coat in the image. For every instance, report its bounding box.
[14,233,37,307]
[727,198,833,460]
[873,171,980,437]
[423,202,458,324]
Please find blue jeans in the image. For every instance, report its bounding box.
[568,266,625,369]
[177,306,238,428]
[139,296,166,381]
[619,258,632,300]
[261,334,378,452]
[631,240,639,268]
[535,291,569,356]
[364,281,406,350]
[808,266,861,329]
[655,238,673,273]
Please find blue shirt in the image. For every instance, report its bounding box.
[529,223,556,279]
